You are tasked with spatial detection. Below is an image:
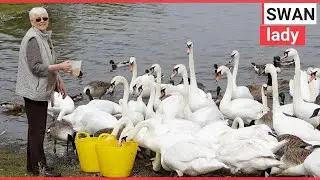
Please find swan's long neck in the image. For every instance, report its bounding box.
[155,70,161,99]
[120,78,130,115]
[221,68,234,104]
[232,57,239,86]
[111,117,133,136]
[270,69,281,110]
[231,117,244,129]
[188,47,198,88]
[178,69,193,119]
[146,82,156,119]
[262,88,268,109]
[293,54,304,103]
[130,62,138,91]
[180,69,190,99]
[128,120,153,140]
[137,93,143,102]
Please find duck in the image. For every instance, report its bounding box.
[83,81,113,100]
[251,56,281,75]
[109,59,130,70]
[211,86,223,107]
[274,55,295,66]
[0,101,25,114]
[46,120,76,154]
[263,63,320,145]
[215,65,267,125]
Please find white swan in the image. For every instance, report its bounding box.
[61,104,118,135]
[110,76,144,125]
[162,138,229,176]
[129,57,153,98]
[48,91,75,121]
[228,50,254,100]
[264,63,320,145]
[148,63,178,111]
[281,48,320,128]
[85,99,122,116]
[171,64,223,126]
[124,118,200,171]
[185,40,212,112]
[216,65,267,125]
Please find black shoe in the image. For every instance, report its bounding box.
[43,165,55,171]
[28,165,54,172]
[43,169,62,177]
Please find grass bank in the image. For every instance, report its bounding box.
[0,148,94,177]
[0,4,40,21]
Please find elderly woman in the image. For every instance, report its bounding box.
[15,7,71,177]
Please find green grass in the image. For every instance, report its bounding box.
[0,4,41,20]
[0,148,96,177]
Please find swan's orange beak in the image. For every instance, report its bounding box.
[308,72,317,84]
[216,71,221,81]
[129,64,134,72]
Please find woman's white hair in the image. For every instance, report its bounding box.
[29,7,48,20]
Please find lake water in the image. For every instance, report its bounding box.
[0,3,319,151]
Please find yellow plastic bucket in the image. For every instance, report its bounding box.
[96,133,138,177]
[75,131,100,173]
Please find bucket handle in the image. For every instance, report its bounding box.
[75,131,90,140]
[98,133,115,141]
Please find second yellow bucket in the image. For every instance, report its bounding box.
[96,133,138,177]
[75,131,100,173]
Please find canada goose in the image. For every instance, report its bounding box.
[249,84,273,128]
[275,134,312,158]
[46,120,76,154]
[83,81,113,100]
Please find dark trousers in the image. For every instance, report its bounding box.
[24,97,48,172]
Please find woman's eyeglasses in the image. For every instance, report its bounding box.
[35,17,49,22]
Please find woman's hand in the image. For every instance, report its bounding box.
[49,60,72,73]
[56,75,67,98]
[59,60,72,73]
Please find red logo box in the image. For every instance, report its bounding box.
[260,25,305,46]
